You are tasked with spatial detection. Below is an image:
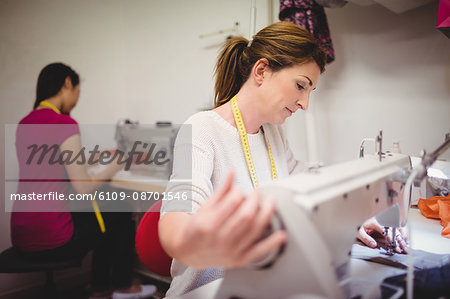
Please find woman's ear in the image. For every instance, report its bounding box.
[63,76,73,89]
[252,58,270,85]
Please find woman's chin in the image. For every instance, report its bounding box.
[273,117,287,125]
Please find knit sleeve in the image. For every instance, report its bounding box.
[161,121,215,215]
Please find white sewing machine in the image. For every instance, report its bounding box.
[114,119,179,179]
[207,132,450,299]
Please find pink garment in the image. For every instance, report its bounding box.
[11,109,80,252]
[437,0,450,38]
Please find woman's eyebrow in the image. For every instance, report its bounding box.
[298,75,313,86]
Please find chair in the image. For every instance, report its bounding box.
[0,247,85,298]
[135,200,172,277]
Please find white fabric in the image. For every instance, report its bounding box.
[110,285,157,299]
[161,111,304,298]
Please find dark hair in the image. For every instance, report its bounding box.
[214,21,327,108]
[33,63,80,109]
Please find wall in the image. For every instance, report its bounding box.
[285,0,450,165]
[0,0,449,295]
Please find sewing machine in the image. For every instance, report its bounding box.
[211,132,450,299]
[115,119,179,179]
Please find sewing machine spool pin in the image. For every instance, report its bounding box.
[359,130,384,159]
[377,130,383,162]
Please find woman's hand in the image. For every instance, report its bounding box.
[161,171,287,269]
[390,226,408,254]
[357,217,408,254]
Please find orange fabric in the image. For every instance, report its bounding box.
[439,199,450,238]
[418,195,450,238]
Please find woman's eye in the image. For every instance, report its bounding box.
[297,83,304,90]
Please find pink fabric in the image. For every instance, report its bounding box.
[437,0,450,38]
[437,0,450,27]
[11,109,80,252]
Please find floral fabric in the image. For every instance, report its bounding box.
[279,0,335,63]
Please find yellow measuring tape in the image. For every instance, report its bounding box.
[230,95,277,188]
[39,100,61,114]
[39,101,106,233]
[91,196,106,233]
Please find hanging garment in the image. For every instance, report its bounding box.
[437,0,450,39]
[279,0,335,63]
[418,195,450,239]
[315,0,347,8]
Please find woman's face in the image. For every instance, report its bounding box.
[62,84,80,114]
[259,61,320,124]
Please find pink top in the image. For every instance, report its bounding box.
[11,108,80,251]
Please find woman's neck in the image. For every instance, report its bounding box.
[37,96,63,111]
[234,90,264,134]
[214,89,265,134]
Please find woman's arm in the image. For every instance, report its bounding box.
[60,134,124,194]
[159,171,287,270]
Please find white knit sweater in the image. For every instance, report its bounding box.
[161,111,303,297]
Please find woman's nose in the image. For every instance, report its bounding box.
[297,93,310,111]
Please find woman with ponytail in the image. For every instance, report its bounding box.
[158,21,327,297]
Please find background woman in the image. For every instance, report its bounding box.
[11,63,155,299]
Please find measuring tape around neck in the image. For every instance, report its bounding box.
[39,100,61,114]
[230,95,277,188]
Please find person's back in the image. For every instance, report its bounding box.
[12,108,79,252]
